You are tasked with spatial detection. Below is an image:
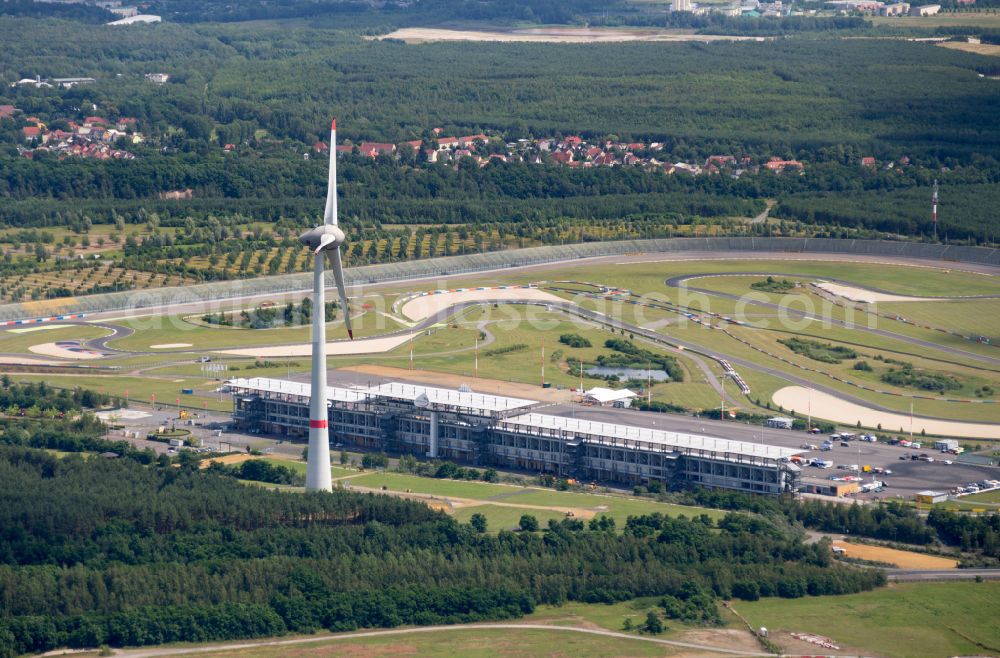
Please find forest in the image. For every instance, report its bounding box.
[0,443,885,656]
[0,16,998,300]
[3,379,1000,655]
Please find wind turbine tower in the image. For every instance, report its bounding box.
[299,119,354,492]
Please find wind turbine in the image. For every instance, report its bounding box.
[298,119,353,492]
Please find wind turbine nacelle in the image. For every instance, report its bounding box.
[299,225,346,251]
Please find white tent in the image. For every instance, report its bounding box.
[584,387,637,407]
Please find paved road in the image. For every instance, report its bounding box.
[111,622,776,658]
[58,249,1000,326]
[887,568,1000,581]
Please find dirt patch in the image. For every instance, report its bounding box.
[769,630,859,657]
[375,27,765,44]
[833,541,958,569]
[215,332,414,358]
[339,364,576,403]
[938,41,1000,57]
[28,341,104,360]
[200,453,257,469]
[399,287,563,322]
[676,628,762,654]
[813,281,939,303]
[150,342,192,349]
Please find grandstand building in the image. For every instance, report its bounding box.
[228,377,803,495]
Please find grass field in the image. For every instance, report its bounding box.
[737,581,1000,658]
[110,311,405,352]
[961,488,1000,504]
[6,373,232,411]
[171,627,678,658]
[528,259,1000,299]
[0,324,109,355]
[869,12,1000,28]
[333,470,725,530]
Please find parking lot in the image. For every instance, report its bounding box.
[553,404,1000,501]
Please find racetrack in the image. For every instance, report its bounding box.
[2,245,997,439]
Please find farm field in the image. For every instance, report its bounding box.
[736,581,1000,658]
[831,541,959,569]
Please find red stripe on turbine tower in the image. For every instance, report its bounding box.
[310,419,328,429]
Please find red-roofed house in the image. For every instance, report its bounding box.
[861,156,876,167]
[335,144,354,154]
[405,140,423,150]
[585,146,603,159]
[224,143,237,152]
[706,155,735,167]
[436,137,459,150]
[313,141,328,153]
[764,158,804,173]
[560,136,583,148]
[84,116,108,126]
[359,142,396,158]
[626,142,645,151]
[22,126,41,141]
[550,151,573,164]
[116,118,137,131]
[459,134,488,147]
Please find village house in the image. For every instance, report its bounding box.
[764,157,804,173]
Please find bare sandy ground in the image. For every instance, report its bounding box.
[938,41,1000,57]
[150,343,193,349]
[831,541,957,569]
[341,364,576,403]
[377,27,764,44]
[5,324,72,334]
[28,342,104,360]
[772,385,1000,439]
[400,287,563,321]
[813,281,938,303]
[0,355,62,366]
[214,332,415,358]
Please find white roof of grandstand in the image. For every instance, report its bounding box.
[365,382,537,413]
[226,377,368,403]
[584,387,637,403]
[504,413,802,459]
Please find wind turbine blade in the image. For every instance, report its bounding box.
[314,233,336,254]
[323,118,338,227]
[327,246,353,340]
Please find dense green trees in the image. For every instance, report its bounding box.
[0,445,887,655]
